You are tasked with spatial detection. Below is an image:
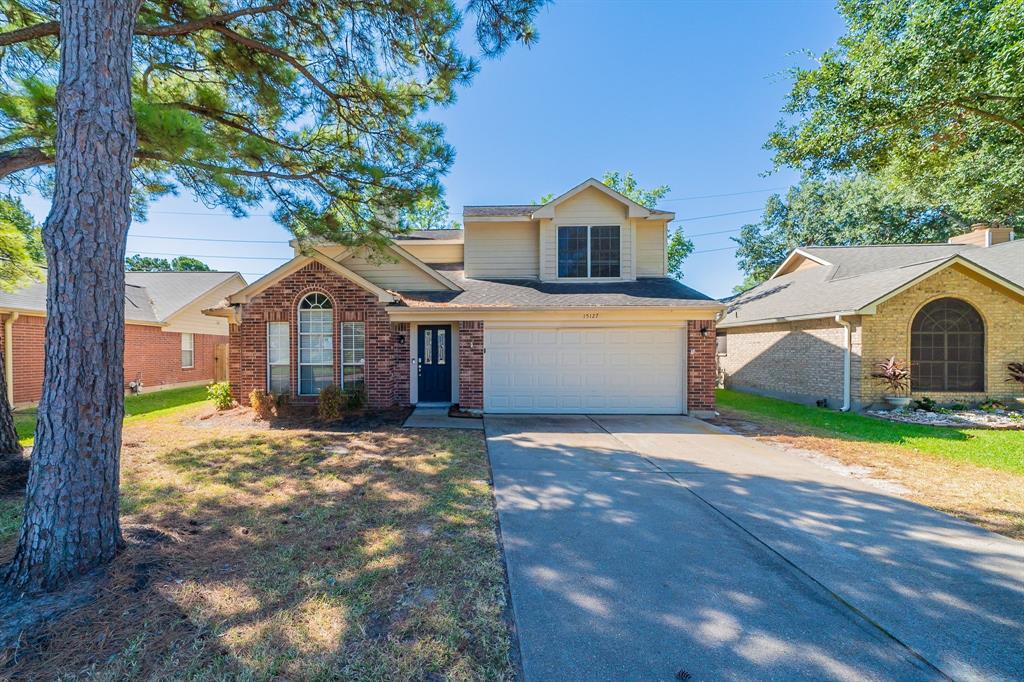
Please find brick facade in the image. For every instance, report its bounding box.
[458,321,484,410]
[686,320,717,414]
[719,317,864,409]
[860,265,1024,407]
[0,312,226,405]
[719,264,1024,410]
[228,260,410,409]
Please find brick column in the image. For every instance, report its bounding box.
[687,320,717,417]
[391,322,411,406]
[458,321,484,411]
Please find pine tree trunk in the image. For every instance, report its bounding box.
[0,349,23,456]
[3,0,139,594]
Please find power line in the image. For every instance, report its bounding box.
[128,250,289,261]
[129,233,289,244]
[673,207,762,222]
[692,245,738,254]
[661,186,785,203]
[686,226,743,238]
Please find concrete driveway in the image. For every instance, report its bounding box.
[485,414,1024,682]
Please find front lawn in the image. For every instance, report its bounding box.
[715,389,1024,539]
[717,389,1024,475]
[1,402,513,680]
[14,384,211,445]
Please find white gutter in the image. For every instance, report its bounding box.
[4,312,18,405]
[835,314,852,412]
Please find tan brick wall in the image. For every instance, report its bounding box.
[719,317,863,409]
[860,265,1024,406]
[2,313,226,405]
[687,320,718,413]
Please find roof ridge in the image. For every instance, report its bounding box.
[805,243,971,249]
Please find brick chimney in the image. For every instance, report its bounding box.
[948,223,1014,247]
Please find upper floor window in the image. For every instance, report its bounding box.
[558,225,620,278]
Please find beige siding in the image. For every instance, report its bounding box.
[541,187,635,281]
[719,317,863,409]
[636,221,667,277]
[399,242,464,264]
[464,221,539,278]
[165,276,244,335]
[859,264,1024,407]
[776,255,825,277]
[340,247,444,291]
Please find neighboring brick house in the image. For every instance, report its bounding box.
[0,271,246,406]
[718,225,1024,410]
[204,179,723,416]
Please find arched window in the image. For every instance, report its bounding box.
[298,293,334,395]
[911,298,984,392]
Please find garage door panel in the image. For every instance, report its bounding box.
[484,327,685,414]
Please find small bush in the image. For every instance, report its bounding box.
[208,382,233,410]
[912,397,938,412]
[318,384,344,421]
[346,387,366,410]
[274,392,289,418]
[250,388,275,420]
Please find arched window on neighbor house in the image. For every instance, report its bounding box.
[910,298,985,393]
[298,292,334,395]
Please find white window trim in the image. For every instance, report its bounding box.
[297,295,334,396]
[341,321,365,390]
[556,224,622,280]
[180,332,194,369]
[267,321,289,393]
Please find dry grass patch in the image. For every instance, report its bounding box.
[715,406,1024,540]
[1,404,514,681]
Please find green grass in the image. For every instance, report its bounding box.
[14,384,210,446]
[717,389,1024,475]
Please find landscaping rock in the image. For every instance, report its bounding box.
[869,406,1024,429]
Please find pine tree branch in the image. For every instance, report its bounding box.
[0,4,285,47]
[0,147,52,178]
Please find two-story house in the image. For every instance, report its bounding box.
[204,179,724,415]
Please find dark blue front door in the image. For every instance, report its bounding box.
[418,324,452,403]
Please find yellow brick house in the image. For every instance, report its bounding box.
[717,225,1024,410]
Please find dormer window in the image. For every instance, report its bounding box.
[558,225,621,278]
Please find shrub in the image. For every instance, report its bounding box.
[249,388,275,420]
[207,382,233,410]
[346,387,366,410]
[871,356,910,394]
[318,384,344,421]
[912,396,937,412]
[274,392,290,418]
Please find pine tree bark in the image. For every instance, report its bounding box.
[0,350,22,456]
[3,0,139,594]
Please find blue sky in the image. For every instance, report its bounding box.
[21,0,846,299]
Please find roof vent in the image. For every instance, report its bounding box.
[948,223,1014,247]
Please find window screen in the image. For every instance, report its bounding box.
[911,298,984,392]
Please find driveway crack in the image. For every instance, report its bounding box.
[583,414,952,681]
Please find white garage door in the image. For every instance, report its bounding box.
[484,327,686,414]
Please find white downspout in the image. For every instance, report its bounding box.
[835,314,852,412]
[4,312,18,406]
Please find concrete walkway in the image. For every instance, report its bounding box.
[402,406,483,430]
[485,414,1024,682]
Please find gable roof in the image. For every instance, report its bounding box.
[0,270,245,325]
[463,178,675,221]
[720,240,1024,328]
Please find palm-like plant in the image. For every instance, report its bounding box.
[1008,362,1024,386]
[872,356,911,395]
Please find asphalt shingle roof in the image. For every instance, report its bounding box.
[720,240,1024,327]
[397,229,464,241]
[0,270,243,324]
[463,205,673,218]
[398,267,718,308]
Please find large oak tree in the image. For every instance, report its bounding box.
[0,0,544,593]
[768,0,1024,221]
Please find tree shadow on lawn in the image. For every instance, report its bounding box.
[0,425,513,681]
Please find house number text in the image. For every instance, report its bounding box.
[583,312,599,319]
